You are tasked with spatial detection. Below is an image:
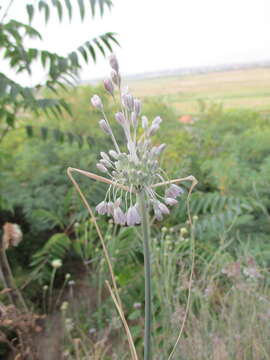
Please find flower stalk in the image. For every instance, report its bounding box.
[138,190,152,360]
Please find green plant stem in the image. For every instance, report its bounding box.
[138,191,152,360]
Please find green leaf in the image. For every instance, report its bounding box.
[86,42,96,62]
[77,0,85,20]
[93,38,106,57]
[89,0,96,16]
[106,32,120,46]
[26,4,35,23]
[100,35,112,51]
[78,46,88,62]
[69,51,79,67]
[64,0,72,21]
[38,1,50,23]
[55,0,63,21]
[6,113,15,127]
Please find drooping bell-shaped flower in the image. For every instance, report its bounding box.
[165,184,184,199]
[126,205,141,226]
[96,201,108,215]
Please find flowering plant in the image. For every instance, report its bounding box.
[68,55,197,360]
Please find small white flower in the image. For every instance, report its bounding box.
[51,259,62,269]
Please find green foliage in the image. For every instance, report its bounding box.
[0,0,119,141]
[30,232,71,282]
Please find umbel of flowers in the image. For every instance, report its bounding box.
[92,54,184,227]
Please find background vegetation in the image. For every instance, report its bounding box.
[1,69,270,358]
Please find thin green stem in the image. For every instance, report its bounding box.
[138,191,152,360]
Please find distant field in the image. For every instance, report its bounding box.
[127,67,270,115]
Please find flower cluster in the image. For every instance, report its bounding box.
[91,54,184,226]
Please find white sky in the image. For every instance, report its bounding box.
[1,0,270,85]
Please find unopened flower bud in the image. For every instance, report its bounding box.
[109,54,119,72]
[165,184,184,198]
[180,227,188,236]
[91,95,103,109]
[51,259,62,269]
[156,143,166,155]
[109,150,119,159]
[133,302,142,309]
[99,119,110,134]
[165,197,178,206]
[104,78,114,96]
[158,202,170,215]
[131,111,138,128]
[61,301,69,312]
[134,99,141,116]
[100,159,112,168]
[142,116,148,129]
[96,163,108,173]
[122,93,134,111]
[100,152,110,161]
[148,124,159,136]
[115,112,126,126]
[111,70,120,86]
[152,116,162,126]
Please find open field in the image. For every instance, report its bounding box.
[127,67,270,115]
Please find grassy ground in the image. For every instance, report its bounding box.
[127,67,270,116]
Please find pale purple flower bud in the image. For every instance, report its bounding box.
[104,79,114,96]
[152,116,162,127]
[100,159,112,168]
[91,95,103,109]
[158,202,170,215]
[109,150,119,159]
[154,208,163,221]
[165,184,184,199]
[134,99,141,116]
[131,111,138,128]
[156,143,166,155]
[107,202,114,215]
[127,206,141,226]
[122,93,134,111]
[99,119,110,134]
[114,198,121,207]
[96,201,107,215]
[115,112,126,126]
[148,124,159,136]
[142,116,148,129]
[113,207,126,225]
[109,54,119,72]
[100,152,110,161]
[96,163,108,173]
[111,70,120,86]
[165,198,178,206]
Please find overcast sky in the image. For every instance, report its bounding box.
[2,0,270,85]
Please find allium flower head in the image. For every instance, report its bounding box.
[91,55,184,226]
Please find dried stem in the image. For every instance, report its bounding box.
[0,237,28,312]
[67,167,138,360]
